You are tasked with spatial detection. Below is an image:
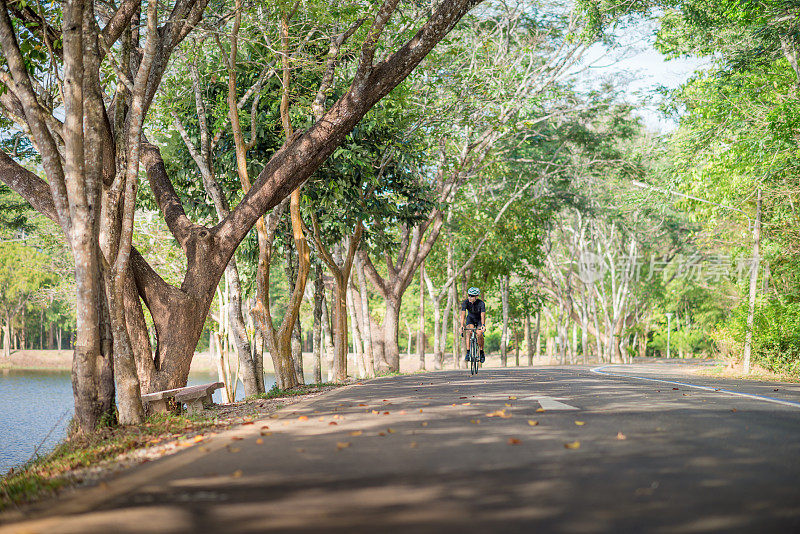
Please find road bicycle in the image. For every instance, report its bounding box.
[463,325,483,375]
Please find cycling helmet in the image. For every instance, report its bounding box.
[467,287,480,296]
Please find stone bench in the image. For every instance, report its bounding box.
[141,382,224,415]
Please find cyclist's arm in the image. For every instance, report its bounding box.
[480,311,486,330]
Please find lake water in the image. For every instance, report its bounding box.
[0,370,277,474]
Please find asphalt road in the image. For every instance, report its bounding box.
[3,361,800,533]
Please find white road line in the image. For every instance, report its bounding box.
[521,396,580,411]
[591,365,800,410]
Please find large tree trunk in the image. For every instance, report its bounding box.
[321,291,335,381]
[383,296,402,371]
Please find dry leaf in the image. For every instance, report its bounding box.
[329,422,338,426]
[387,428,395,433]
[260,431,272,436]
[616,432,626,440]
[421,422,428,427]
[470,419,480,424]
[377,432,386,436]
[298,416,309,421]
[358,403,367,406]
[398,410,407,415]
[232,470,243,478]
[505,403,512,407]
[410,442,418,448]
[296,448,305,453]
[242,421,254,425]
[199,446,210,452]
[459,396,468,399]
[462,402,471,406]
[193,435,204,442]
[509,396,517,400]
[349,430,363,436]
[574,421,586,426]
[231,436,244,441]
[256,438,264,444]
[536,408,546,413]
[527,420,539,426]
[508,438,521,445]
[564,441,580,449]
[228,447,241,453]
[486,409,512,418]
[336,442,351,450]
[731,408,737,413]
[383,411,390,415]
[269,414,279,419]
[261,425,270,430]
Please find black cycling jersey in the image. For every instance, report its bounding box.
[461,298,485,322]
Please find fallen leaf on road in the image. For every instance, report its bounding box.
[358,404,367,406]
[617,432,626,440]
[564,441,581,449]
[508,438,521,445]
[298,416,309,421]
[398,410,407,415]
[193,435,204,442]
[261,425,269,430]
[672,388,679,390]
[232,470,243,478]
[260,431,272,436]
[528,420,539,426]
[372,410,380,415]
[383,411,390,415]
[731,408,737,413]
[774,388,779,392]
[329,422,338,426]
[470,419,480,424]
[296,448,305,453]
[378,432,386,436]
[256,438,264,444]
[270,414,279,419]
[333,415,343,419]
[574,421,585,426]
[410,442,418,448]
[487,409,512,418]
[242,422,254,426]
[459,396,468,399]
[421,422,428,426]
[228,447,241,453]
[336,442,351,450]
[231,436,244,441]
[462,402,471,406]
[349,430,363,436]
[509,396,517,400]
[505,403,512,407]
[387,428,395,433]
[536,408,546,413]
[419,409,424,413]
[199,446,210,452]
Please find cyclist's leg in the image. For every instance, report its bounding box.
[465,317,479,361]
[476,322,486,363]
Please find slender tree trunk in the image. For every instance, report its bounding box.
[743,188,762,375]
[452,276,461,368]
[525,314,532,366]
[501,273,509,367]
[321,290,335,381]
[347,283,365,378]
[513,327,520,366]
[534,312,541,360]
[355,255,375,377]
[226,262,258,396]
[313,264,324,384]
[418,262,425,370]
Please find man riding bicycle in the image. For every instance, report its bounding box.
[460,287,486,363]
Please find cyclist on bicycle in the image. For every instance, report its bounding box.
[460,287,486,363]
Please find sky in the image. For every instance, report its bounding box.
[581,19,711,133]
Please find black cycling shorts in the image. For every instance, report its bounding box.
[465,315,482,328]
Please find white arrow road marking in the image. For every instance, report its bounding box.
[521,396,580,411]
